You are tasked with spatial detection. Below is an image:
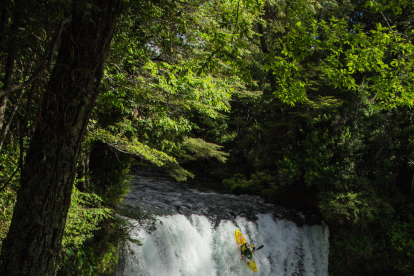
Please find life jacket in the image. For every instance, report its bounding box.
[240,243,253,259]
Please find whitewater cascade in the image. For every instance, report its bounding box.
[114,174,329,276]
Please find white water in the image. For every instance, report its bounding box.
[115,214,329,276]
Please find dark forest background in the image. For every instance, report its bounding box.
[0,0,413,275]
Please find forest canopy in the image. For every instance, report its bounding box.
[0,0,413,275]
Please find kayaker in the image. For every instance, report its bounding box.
[240,243,255,259]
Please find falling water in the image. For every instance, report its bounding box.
[114,174,329,276]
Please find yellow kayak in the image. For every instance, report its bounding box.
[235,229,258,272]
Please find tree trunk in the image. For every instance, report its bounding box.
[0,0,12,51]
[0,88,24,153]
[77,149,90,192]
[0,0,20,132]
[257,22,277,98]
[0,0,120,275]
[0,95,8,131]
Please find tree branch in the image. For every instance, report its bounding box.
[0,15,72,98]
[0,87,24,153]
[0,165,20,194]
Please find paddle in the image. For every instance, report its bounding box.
[252,245,264,252]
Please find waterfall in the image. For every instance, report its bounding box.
[115,175,329,276]
[115,214,329,276]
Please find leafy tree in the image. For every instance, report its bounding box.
[219,1,414,275]
[0,1,121,275]
[90,0,263,180]
[0,0,264,275]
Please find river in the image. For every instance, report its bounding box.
[114,173,329,276]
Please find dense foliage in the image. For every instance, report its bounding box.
[0,0,413,275]
[214,1,414,275]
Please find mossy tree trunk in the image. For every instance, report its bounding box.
[0,0,120,275]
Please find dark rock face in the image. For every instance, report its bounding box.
[121,174,324,227]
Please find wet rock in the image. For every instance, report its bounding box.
[121,174,325,228]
